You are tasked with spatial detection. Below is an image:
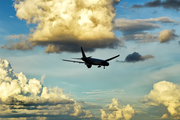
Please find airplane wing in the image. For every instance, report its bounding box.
[62,59,84,63]
[105,55,120,61]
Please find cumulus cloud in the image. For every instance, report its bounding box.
[131,0,180,11]
[143,81,180,119]
[100,98,135,120]
[119,52,154,63]
[2,0,121,53]
[158,29,178,43]
[0,58,93,119]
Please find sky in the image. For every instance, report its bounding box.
[0,0,180,120]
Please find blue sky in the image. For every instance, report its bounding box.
[0,0,180,120]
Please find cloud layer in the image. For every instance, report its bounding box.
[0,58,136,120]
[114,17,176,34]
[114,17,178,43]
[0,58,93,119]
[2,0,121,53]
[131,0,180,11]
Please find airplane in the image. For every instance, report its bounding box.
[62,47,120,69]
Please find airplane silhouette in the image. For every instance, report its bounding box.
[62,47,120,69]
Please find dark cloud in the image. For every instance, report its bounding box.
[131,4,144,8]
[131,0,180,11]
[113,18,160,34]
[145,0,162,7]
[36,38,120,53]
[1,37,120,53]
[124,52,154,62]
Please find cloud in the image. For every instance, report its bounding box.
[118,29,178,43]
[1,40,34,51]
[9,16,14,18]
[121,52,154,63]
[114,18,160,33]
[100,98,135,120]
[131,0,180,11]
[82,89,124,95]
[151,64,180,80]
[5,34,27,40]
[0,58,93,119]
[119,32,159,42]
[2,0,121,53]
[158,29,178,43]
[114,17,177,34]
[131,4,144,9]
[40,74,46,84]
[1,34,33,51]
[161,113,169,119]
[113,17,178,43]
[0,58,137,119]
[143,81,180,119]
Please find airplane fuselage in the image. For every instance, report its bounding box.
[82,58,109,66]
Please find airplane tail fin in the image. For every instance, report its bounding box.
[81,47,86,58]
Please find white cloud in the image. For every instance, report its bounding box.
[100,98,135,120]
[0,58,93,119]
[143,81,180,119]
[9,16,14,18]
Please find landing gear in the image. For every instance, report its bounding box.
[97,66,105,69]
